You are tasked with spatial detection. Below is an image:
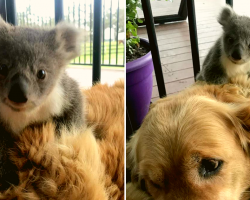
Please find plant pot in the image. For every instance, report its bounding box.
[126,38,153,137]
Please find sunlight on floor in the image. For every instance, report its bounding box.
[66,66,124,89]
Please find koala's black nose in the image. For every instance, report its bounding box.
[8,83,28,103]
[231,51,242,60]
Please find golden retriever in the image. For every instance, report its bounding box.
[127,75,250,200]
[0,80,124,200]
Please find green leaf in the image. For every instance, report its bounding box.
[137,18,143,23]
[127,0,161,54]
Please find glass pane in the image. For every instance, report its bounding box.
[15,0,124,67]
[16,0,55,27]
[137,0,181,18]
[64,0,124,66]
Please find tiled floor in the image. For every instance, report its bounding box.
[137,0,250,102]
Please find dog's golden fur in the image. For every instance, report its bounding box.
[127,75,250,200]
[84,80,124,199]
[0,80,124,200]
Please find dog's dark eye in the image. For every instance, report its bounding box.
[199,159,223,178]
[37,70,46,80]
[228,37,234,43]
[0,64,8,77]
[248,44,250,49]
[148,179,162,190]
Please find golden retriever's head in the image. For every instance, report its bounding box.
[127,85,250,200]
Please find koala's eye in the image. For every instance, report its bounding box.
[199,159,223,178]
[0,64,8,77]
[228,37,234,43]
[37,70,46,80]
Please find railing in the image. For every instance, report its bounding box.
[0,0,124,68]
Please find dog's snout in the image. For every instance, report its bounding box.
[231,50,242,60]
[8,75,29,103]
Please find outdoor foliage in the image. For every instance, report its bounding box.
[126,0,142,55]
[126,0,168,57]
[16,1,124,67]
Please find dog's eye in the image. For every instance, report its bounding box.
[37,70,46,80]
[199,159,223,178]
[148,180,162,190]
[228,37,234,43]
[248,44,250,49]
[0,64,8,77]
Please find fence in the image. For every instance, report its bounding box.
[4,0,125,67]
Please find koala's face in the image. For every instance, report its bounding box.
[0,20,81,113]
[0,27,61,112]
[219,6,250,64]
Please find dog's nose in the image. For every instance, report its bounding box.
[8,83,28,103]
[231,51,241,60]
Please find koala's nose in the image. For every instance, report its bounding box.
[231,51,242,60]
[8,83,28,104]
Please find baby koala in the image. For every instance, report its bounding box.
[0,18,84,135]
[196,5,250,84]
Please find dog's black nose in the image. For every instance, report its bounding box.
[231,51,241,60]
[8,83,28,103]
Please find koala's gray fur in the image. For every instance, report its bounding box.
[196,5,250,84]
[0,18,85,134]
[0,18,85,189]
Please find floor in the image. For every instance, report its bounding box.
[137,0,250,102]
[137,0,182,18]
[66,66,124,89]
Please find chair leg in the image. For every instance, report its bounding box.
[226,0,233,7]
[141,0,167,98]
[187,0,200,80]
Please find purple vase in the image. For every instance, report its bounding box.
[126,38,153,134]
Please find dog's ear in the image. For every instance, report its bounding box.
[218,5,235,27]
[127,132,141,183]
[231,103,250,154]
[126,182,152,200]
[54,22,83,61]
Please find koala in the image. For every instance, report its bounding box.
[196,5,250,84]
[0,125,19,191]
[0,18,85,190]
[0,18,85,135]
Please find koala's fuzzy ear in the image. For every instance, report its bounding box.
[0,16,6,24]
[0,16,12,29]
[218,5,235,26]
[54,22,83,61]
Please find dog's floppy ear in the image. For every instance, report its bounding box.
[127,132,141,183]
[126,182,152,200]
[54,22,83,61]
[218,5,236,27]
[231,103,250,154]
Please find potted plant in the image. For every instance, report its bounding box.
[126,0,153,136]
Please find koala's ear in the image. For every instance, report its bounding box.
[0,15,6,24]
[0,16,12,29]
[54,22,83,61]
[218,5,235,26]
